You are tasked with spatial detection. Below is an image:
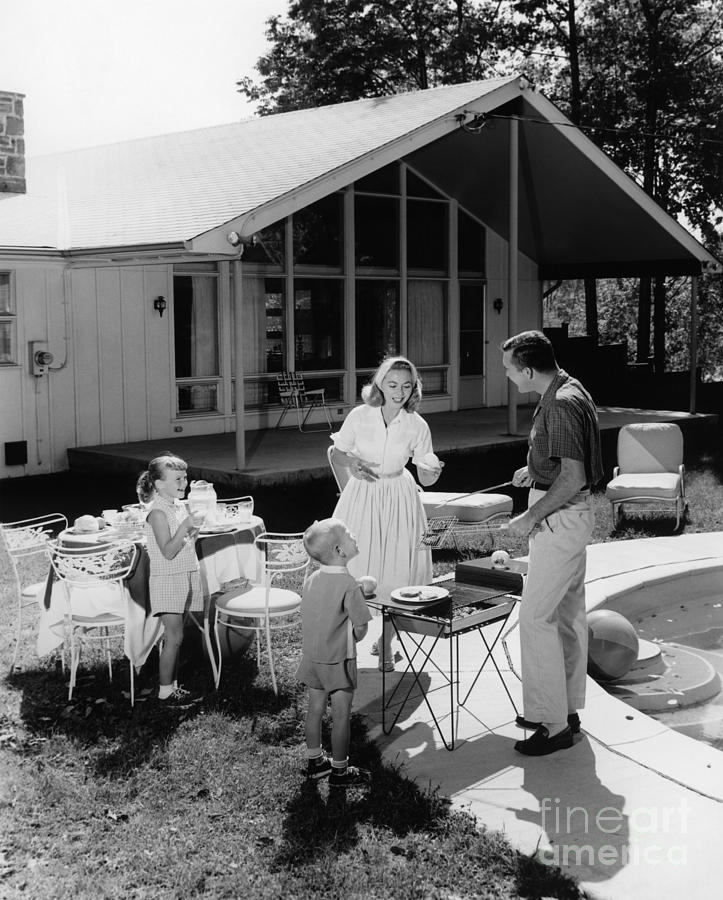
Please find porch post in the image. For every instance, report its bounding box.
[233,258,246,469]
[689,274,698,414]
[507,116,519,435]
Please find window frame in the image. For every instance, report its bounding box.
[0,270,18,367]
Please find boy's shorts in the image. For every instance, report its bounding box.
[296,657,358,692]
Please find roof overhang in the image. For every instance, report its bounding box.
[186,78,720,278]
[184,78,528,254]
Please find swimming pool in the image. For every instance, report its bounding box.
[594,562,723,751]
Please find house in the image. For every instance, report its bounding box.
[0,75,718,480]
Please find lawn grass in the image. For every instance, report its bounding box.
[1,455,722,899]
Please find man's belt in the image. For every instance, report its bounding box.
[530,481,590,492]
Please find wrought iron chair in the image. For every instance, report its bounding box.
[606,422,686,530]
[275,372,332,431]
[1,513,67,674]
[46,539,139,704]
[213,532,310,694]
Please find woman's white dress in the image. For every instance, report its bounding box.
[331,404,433,604]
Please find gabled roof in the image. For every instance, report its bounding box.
[0,77,516,251]
[0,75,717,276]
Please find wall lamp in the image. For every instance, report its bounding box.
[153,296,167,318]
[493,297,504,315]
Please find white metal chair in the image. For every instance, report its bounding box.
[1,513,67,674]
[213,532,310,694]
[46,539,139,704]
[276,372,332,431]
[606,422,686,530]
[326,445,512,551]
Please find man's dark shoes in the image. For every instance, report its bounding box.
[516,712,581,734]
[515,725,573,756]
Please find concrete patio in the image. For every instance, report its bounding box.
[353,533,723,900]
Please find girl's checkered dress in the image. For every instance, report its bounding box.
[145,496,203,615]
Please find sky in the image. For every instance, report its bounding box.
[0,0,289,157]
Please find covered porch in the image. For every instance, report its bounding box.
[66,405,717,493]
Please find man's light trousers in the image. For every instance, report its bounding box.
[519,489,594,724]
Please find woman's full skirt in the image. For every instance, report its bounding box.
[333,469,431,608]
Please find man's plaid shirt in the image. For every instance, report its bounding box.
[527,369,603,487]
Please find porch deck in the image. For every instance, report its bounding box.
[67,406,717,492]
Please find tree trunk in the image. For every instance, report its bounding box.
[653,275,666,373]
[584,278,598,344]
[637,277,652,363]
[567,0,581,124]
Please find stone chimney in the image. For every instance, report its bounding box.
[0,91,26,194]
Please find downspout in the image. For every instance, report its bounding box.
[507,116,519,436]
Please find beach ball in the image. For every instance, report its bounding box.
[587,610,639,682]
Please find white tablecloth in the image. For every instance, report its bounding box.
[37,516,265,667]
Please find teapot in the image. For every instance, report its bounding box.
[187,480,217,524]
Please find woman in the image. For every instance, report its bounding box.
[330,356,443,670]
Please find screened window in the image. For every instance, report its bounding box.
[355,163,399,195]
[355,280,399,368]
[407,199,447,271]
[294,279,343,370]
[293,194,342,267]
[459,283,485,376]
[355,195,399,269]
[241,220,286,267]
[406,170,444,199]
[459,210,485,275]
[173,270,220,415]
[237,276,285,374]
[0,272,16,365]
[408,280,447,367]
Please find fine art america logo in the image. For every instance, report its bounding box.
[537,798,690,867]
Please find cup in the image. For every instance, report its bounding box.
[238,498,253,523]
[359,575,377,598]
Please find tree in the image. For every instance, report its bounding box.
[237,1,517,113]
[579,1,723,368]
[240,0,723,378]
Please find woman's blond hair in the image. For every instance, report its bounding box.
[361,356,422,412]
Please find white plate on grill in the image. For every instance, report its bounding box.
[199,524,238,534]
[391,586,449,605]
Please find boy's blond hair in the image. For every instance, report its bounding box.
[303,517,345,565]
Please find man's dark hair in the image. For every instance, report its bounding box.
[501,330,557,373]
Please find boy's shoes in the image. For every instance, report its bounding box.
[306,755,332,780]
[329,765,371,788]
[157,686,202,708]
[515,712,581,734]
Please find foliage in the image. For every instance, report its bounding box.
[240,2,723,379]
[237,1,521,113]
[543,264,723,379]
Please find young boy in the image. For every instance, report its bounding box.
[297,518,373,787]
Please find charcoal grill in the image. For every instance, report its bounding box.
[370,558,526,750]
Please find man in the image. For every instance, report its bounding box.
[502,330,603,756]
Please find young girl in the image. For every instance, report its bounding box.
[136,454,206,703]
